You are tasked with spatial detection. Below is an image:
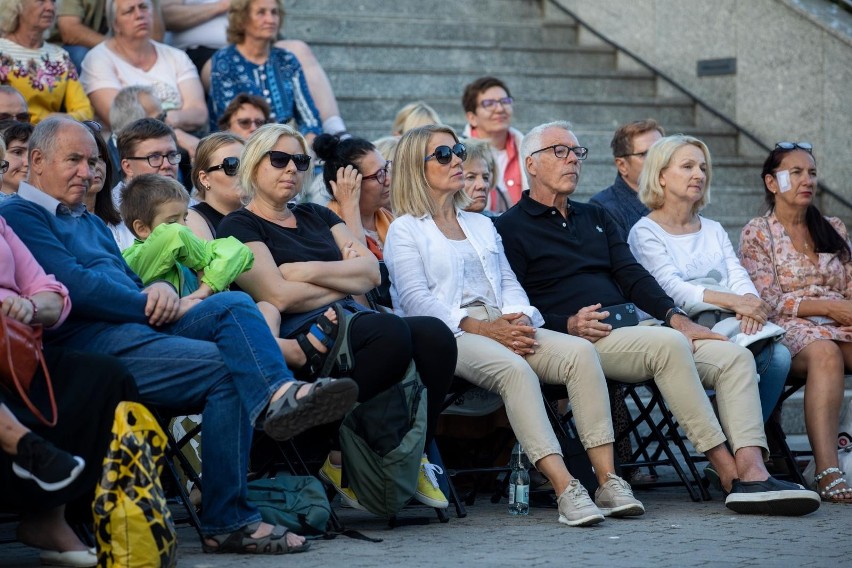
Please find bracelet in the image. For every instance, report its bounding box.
[23,296,38,320]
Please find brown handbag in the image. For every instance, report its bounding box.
[0,312,57,426]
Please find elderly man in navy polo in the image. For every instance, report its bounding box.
[495,120,819,517]
[0,117,357,552]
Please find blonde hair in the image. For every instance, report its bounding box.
[372,136,399,162]
[392,101,441,136]
[240,123,309,204]
[638,134,712,214]
[0,0,24,35]
[391,124,472,217]
[227,0,285,45]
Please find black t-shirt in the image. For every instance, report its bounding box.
[191,202,226,237]
[218,203,344,265]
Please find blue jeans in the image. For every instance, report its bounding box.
[63,44,89,74]
[754,341,790,423]
[54,292,292,534]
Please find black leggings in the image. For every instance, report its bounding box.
[348,313,456,445]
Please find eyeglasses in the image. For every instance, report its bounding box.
[479,97,513,110]
[0,160,8,173]
[82,120,102,133]
[266,150,311,171]
[125,151,182,167]
[235,118,268,130]
[206,156,240,176]
[530,144,589,161]
[0,112,31,123]
[425,143,467,164]
[775,142,813,153]
[618,150,648,159]
[361,161,392,185]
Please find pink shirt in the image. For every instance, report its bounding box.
[0,215,71,329]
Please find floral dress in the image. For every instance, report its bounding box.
[739,212,852,356]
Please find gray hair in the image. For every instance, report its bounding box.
[0,85,26,106]
[29,117,94,164]
[520,120,574,177]
[0,0,24,35]
[111,85,160,133]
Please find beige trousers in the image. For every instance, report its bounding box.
[454,305,613,465]
[594,325,767,455]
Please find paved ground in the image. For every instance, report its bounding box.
[1,479,847,568]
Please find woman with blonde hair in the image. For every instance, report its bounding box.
[217,123,456,511]
[385,124,645,527]
[392,101,441,136]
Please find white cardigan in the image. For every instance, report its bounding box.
[385,209,543,335]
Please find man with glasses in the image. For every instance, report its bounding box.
[495,120,821,517]
[590,119,665,240]
[0,86,31,123]
[462,76,524,214]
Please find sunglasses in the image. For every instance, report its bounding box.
[207,156,240,176]
[775,142,813,153]
[267,150,311,171]
[530,144,589,161]
[82,120,102,133]
[0,112,31,123]
[361,161,392,185]
[424,143,467,164]
[235,118,268,130]
[0,160,8,174]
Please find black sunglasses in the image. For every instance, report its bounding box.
[775,142,813,153]
[424,143,467,165]
[0,112,31,123]
[207,156,240,176]
[267,150,311,171]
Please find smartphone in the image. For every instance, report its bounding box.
[600,303,639,329]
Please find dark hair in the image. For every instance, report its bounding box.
[116,118,177,160]
[0,119,33,145]
[461,76,512,114]
[82,121,120,226]
[120,174,189,237]
[761,146,850,262]
[610,119,665,158]
[312,133,375,200]
[216,93,271,131]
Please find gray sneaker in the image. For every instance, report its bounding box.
[557,479,605,527]
[594,473,646,517]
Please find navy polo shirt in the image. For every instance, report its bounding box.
[495,191,675,333]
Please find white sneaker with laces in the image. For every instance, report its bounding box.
[557,479,605,527]
[594,472,645,517]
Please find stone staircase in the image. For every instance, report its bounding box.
[283,0,851,437]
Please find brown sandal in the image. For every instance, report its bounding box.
[203,522,311,554]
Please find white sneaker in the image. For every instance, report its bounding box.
[594,472,645,517]
[557,479,605,527]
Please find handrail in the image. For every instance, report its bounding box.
[545,0,852,212]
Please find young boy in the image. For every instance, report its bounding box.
[120,174,253,298]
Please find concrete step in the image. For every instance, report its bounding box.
[311,42,617,73]
[286,0,547,20]
[781,376,852,436]
[337,96,696,133]
[287,14,579,48]
[326,69,659,101]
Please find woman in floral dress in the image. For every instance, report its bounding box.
[740,142,852,503]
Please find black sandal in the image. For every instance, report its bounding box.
[203,522,310,554]
[263,377,358,441]
[295,303,361,377]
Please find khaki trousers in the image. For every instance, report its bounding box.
[455,305,613,465]
[594,326,767,455]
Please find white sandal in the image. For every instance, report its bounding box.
[813,467,852,502]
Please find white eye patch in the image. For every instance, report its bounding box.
[776,170,791,192]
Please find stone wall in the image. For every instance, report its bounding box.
[550,0,852,206]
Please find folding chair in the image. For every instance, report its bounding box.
[157,412,204,543]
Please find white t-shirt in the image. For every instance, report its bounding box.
[169,0,227,50]
[80,40,199,110]
[628,216,759,308]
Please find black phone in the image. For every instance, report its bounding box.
[600,303,639,329]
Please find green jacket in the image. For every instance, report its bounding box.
[122,223,254,297]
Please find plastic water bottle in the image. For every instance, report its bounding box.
[508,443,530,515]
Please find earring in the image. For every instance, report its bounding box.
[205,184,211,191]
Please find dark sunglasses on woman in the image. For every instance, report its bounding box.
[206,156,240,176]
[424,143,467,164]
[266,150,311,171]
[775,142,813,153]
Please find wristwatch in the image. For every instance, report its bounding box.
[664,306,688,327]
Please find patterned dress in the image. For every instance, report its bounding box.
[739,212,852,356]
[208,45,321,135]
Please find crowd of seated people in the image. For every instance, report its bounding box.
[0,1,849,562]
